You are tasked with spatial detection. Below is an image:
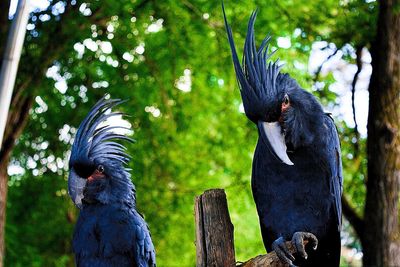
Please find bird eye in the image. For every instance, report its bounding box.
[283,94,290,105]
[97,165,104,173]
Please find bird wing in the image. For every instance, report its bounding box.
[324,114,343,229]
[133,212,156,267]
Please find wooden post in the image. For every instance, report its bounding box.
[195,189,309,267]
[195,189,236,267]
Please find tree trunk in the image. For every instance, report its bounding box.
[0,95,32,265]
[0,3,12,265]
[0,158,7,266]
[363,0,400,266]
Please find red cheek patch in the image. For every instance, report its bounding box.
[87,170,105,182]
[279,103,291,123]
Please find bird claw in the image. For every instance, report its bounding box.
[272,237,297,267]
[272,232,318,266]
[291,231,318,260]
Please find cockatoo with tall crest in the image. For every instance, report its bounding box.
[223,5,342,267]
[68,96,156,267]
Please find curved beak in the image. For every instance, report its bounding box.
[68,168,86,209]
[258,121,294,165]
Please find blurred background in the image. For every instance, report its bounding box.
[0,0,393,266]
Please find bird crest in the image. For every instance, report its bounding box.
[223,4,288,123]
[68,95,133,207]
[69,95,132,166]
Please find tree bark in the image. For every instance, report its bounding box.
[195,189,236,267]
[363,0,400,266]
[237,240,308,267]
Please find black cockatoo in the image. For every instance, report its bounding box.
[223,7,342,267]
[68,96,156,267]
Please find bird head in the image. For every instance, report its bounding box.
[223,6,324,165]
[68,96,134,208]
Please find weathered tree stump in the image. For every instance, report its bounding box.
[195,189,307,267]
[195,189,236,267]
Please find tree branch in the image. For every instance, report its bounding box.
[350,46,363,157]
[342,195,364,243]
[0,95,33,163]
[313,47,338,82]
[238,240,309,267]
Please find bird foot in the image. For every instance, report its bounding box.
[291,231,318,260]
[272,232,318,267]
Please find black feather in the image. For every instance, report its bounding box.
[223,4,283,123]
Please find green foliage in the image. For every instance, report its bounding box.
[5,0,376,266]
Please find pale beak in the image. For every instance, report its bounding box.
[258,121,294,166]
[68,168,86,209]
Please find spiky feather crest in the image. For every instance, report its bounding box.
[223,5,287,123]
[69,95,133,168]
[68,95,134,208]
